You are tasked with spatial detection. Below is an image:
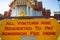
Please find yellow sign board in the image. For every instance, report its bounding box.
[0,19,60,40]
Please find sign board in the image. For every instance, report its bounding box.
[0,19,60,40]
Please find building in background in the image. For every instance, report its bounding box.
[6,0,51,17]
[42,8,51,18]
[4,9,12,17]
[54,11,60,23]
[0,14,4,20]
[9,0,38,16]
[0,14,3,17]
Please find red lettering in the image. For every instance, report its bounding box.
[30,32,40,36]
[17,21,39,25]
[2,32,27,36]
[41,21,51,25]
[6,22,14,25]
[35,26,41,30]
[5,27,32,30]
[45,26,53,30]
[43,32,56,35]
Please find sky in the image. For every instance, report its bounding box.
[0,0,60,16]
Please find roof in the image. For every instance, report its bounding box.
[34,2,43,11]
[4,9,12,17]
[9,0,16,7]
[9,0,37,7]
